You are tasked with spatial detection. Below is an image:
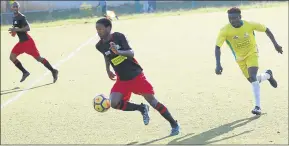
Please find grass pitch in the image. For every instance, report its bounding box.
[1,3,288,144]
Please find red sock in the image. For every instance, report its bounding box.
[154,102,177,126]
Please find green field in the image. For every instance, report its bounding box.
[1,4,288,144]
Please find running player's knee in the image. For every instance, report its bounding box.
[9,56,14,62]
[110,93,122,109]
[248,76,257,82]
[148,98,158,108]
[110,99,119,109]
[142,94,158,107]
[247,78,252,83]
[9,54,17,62]
[35,56,44,62]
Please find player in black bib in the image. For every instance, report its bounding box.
[8,1,58,83]
[95,18,180,136]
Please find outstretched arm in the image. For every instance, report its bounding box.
[251,22,283,54]
[215,46,221,66]
[265,28,279,46]
[104,56,111,72]
[265,28,283,54]
[215,45,223,75]
[215,29,226,75]
[215,30,226,66]
[104,55,116,80]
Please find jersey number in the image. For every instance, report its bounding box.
[111,56,127,66]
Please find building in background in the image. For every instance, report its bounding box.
[2,1,102,13]
[148,0,156,13]
[1,1,263,25]
[142,0,156,13]
[142,1,149,13]
[99,0,107,16]
[1,1,156,13]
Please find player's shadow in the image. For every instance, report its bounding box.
[139,114,265,145]
[1,87,20,92]
[1,83,53,96]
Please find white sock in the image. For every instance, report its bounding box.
[257,72,270,83]
[252,81,261,107]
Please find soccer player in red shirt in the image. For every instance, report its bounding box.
[8,2,58,83]
[95,18,180,136]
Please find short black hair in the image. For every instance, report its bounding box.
[227,7,241,15]
[96,18,112,28]
[12,1,20,7]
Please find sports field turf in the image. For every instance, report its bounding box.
[1,4,288,144]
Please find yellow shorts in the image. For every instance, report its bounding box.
[237,53,259,78]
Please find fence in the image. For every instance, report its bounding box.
[0,1,282,25]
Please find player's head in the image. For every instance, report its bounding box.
[227,7,242,28]
[11,1,20,14]
[96,18,112,39]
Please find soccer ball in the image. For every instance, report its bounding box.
[93,94,111,112]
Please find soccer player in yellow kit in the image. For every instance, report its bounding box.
[215,7,283,115]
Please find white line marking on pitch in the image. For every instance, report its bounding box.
[1,36,96,109]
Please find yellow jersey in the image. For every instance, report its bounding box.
[216,20,267,61]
